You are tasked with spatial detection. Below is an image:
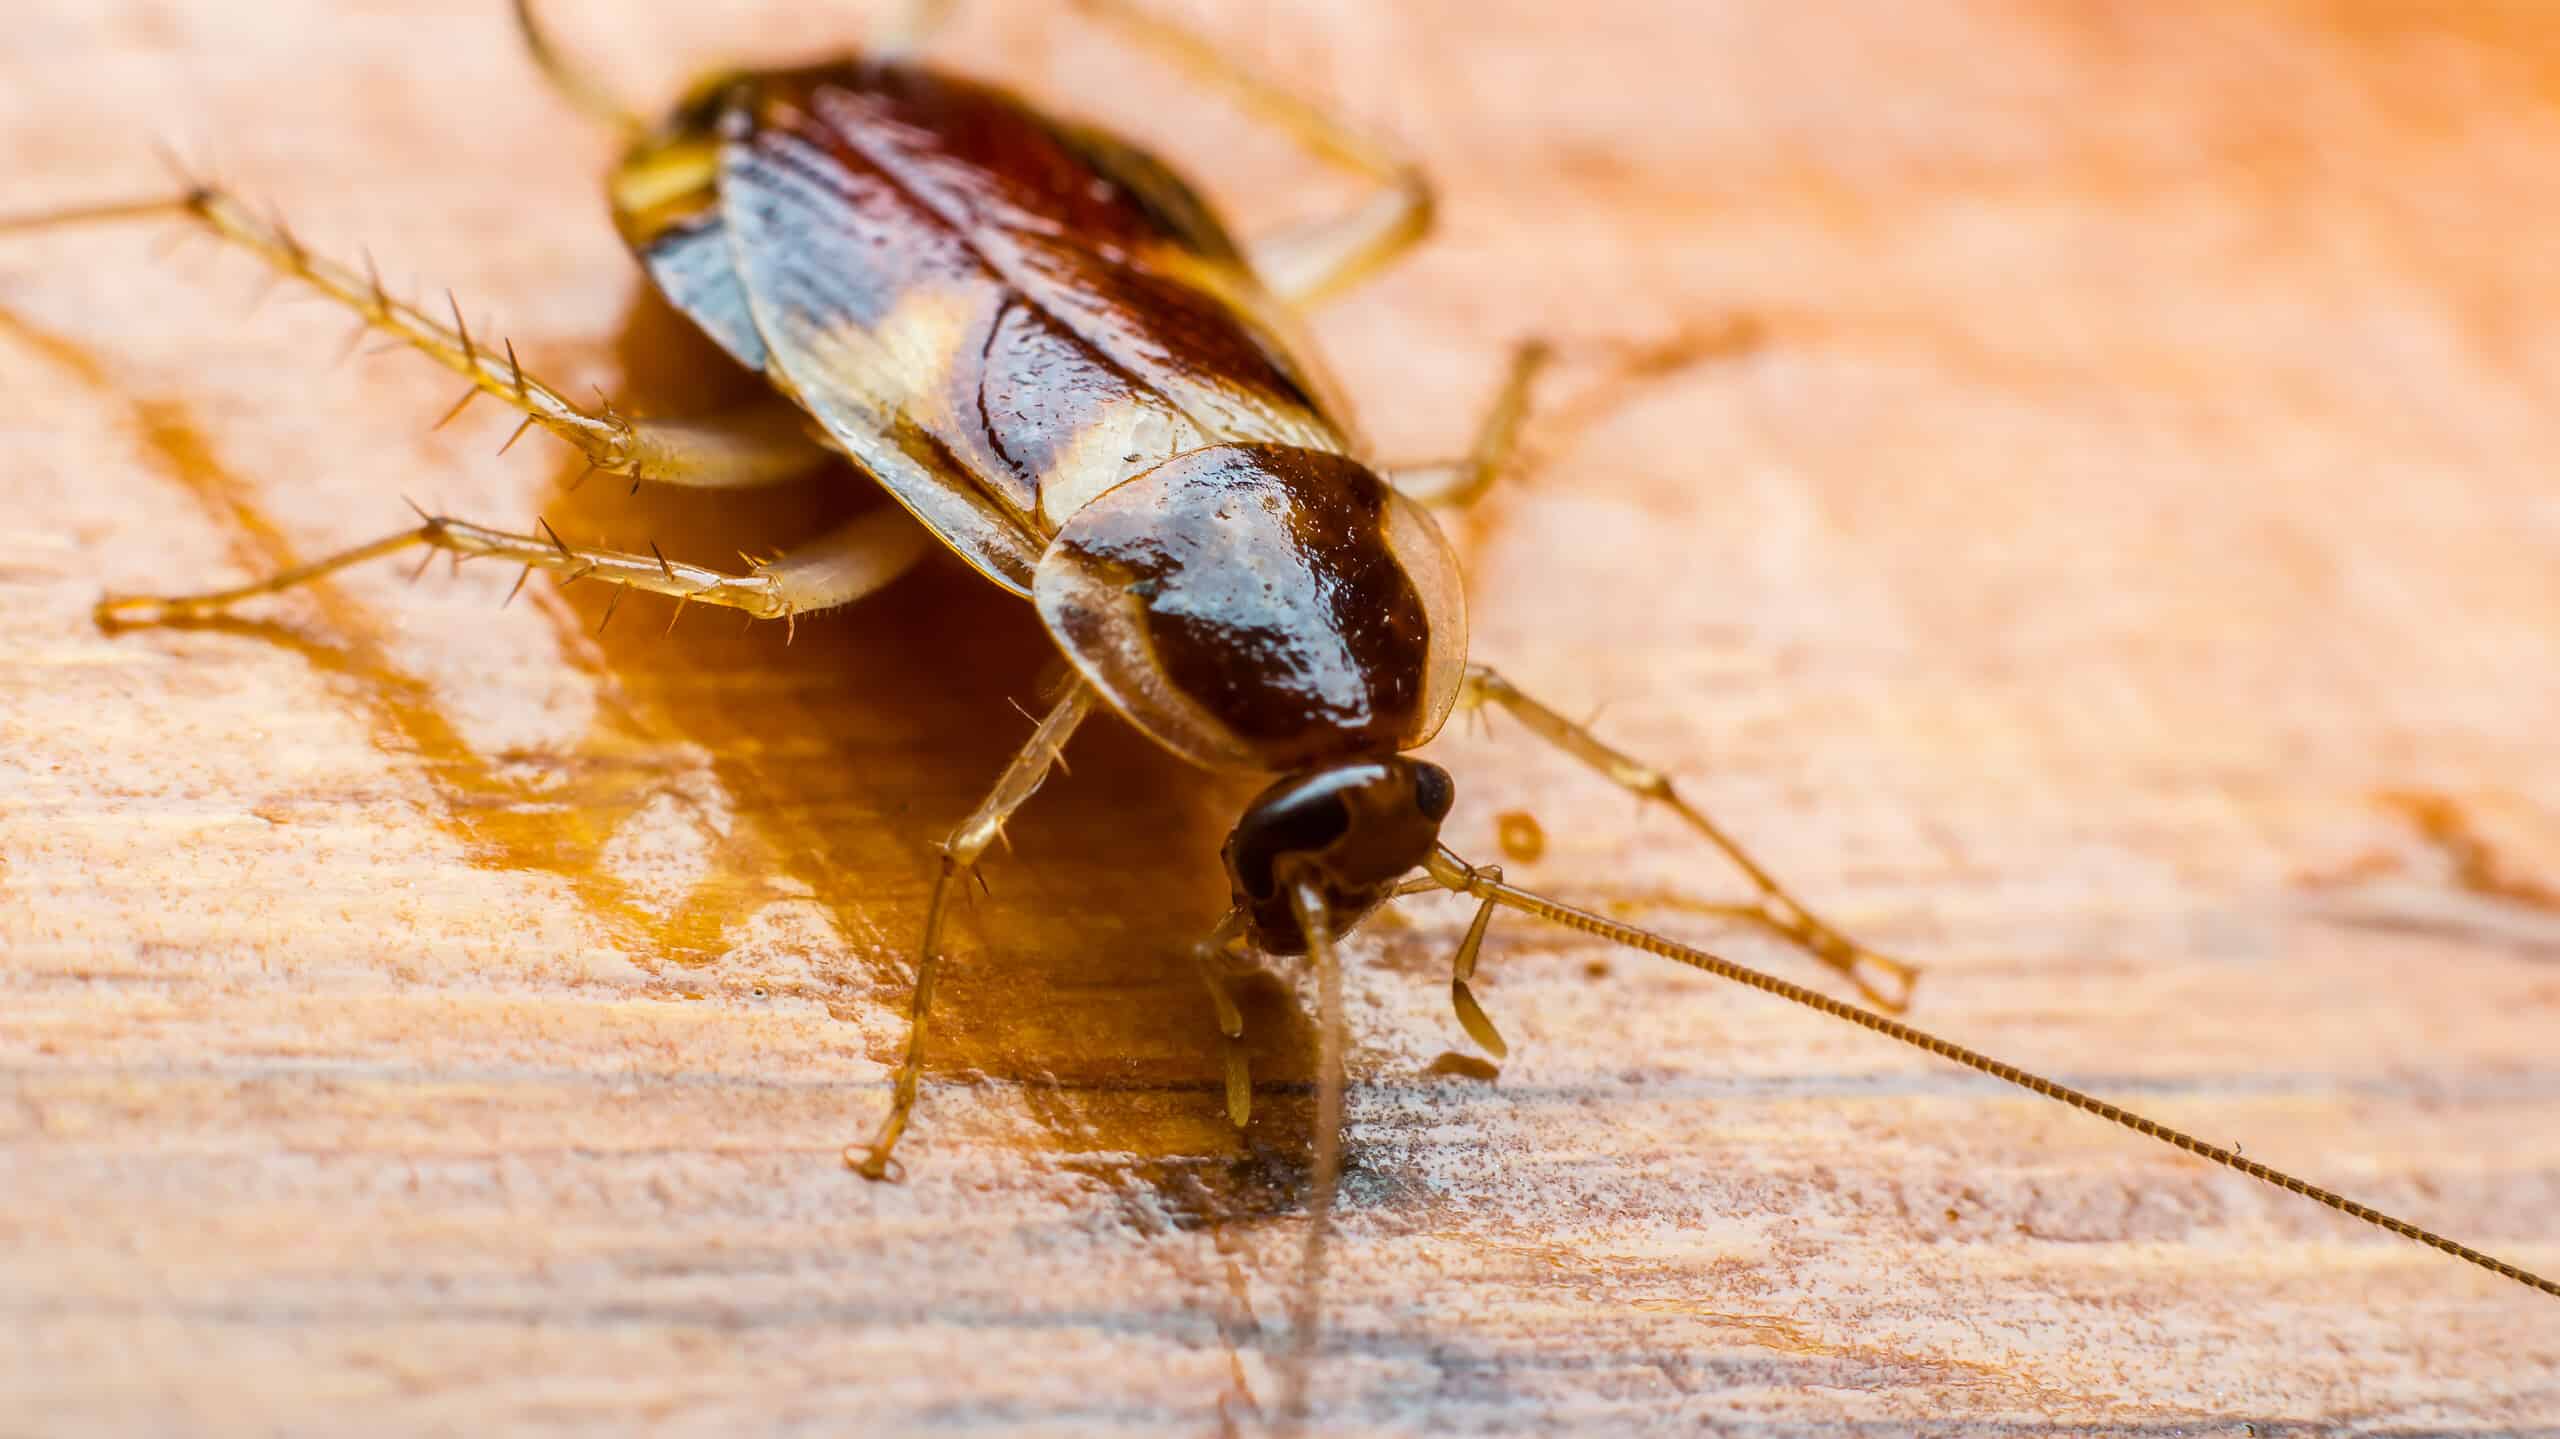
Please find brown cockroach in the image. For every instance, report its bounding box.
[8,0,2550,1426]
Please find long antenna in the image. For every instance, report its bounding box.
[509,0,646,138]
[1273,881,1348,1435]
[1420,846,2560,1300]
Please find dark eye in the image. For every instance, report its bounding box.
[1412,762,1454,822]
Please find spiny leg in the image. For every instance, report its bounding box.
[1192,911,1254,1127]
[0,182,830,490]
[1388,323,1774,513]
[1460,665,1920,1012]
[95,503,928,631]
[1383,339,1553,509]
[852,683,1098,1180]
[1068,0,1434,308]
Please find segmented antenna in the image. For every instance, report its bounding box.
[1275,880,1349,1436]
[509,0,644,137]
[1418,846,2560,1300]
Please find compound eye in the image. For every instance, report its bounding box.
[1412,762,1455,822]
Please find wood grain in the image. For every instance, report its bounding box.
[5,0,2558,1432]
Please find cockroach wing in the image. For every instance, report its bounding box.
[717,90,1048,594]
[607,79,771,371]
[715,64,1355,599]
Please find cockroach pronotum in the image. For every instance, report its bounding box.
[8,0,2551,1427]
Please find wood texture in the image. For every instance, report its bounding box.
[5,1,2558,1432]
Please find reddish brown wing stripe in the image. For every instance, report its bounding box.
[770,61,1236,263]
[776,67,1333,427]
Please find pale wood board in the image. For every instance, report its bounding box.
[3,0,2557,1433]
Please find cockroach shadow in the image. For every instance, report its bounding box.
[545,281,1326,1220]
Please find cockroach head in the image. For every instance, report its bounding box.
[1222,758,1455,953]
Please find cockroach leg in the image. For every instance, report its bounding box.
[1458,665,1922,1013]
[578,396,834,492]
[851,683,1097,1180]
[1191,911,1254,1127]
[94,505,928,630]
[744,506,935,613]
[1383,339,1553,509]
[1446,865,1510,1059]
[1067,0,1434,308]
[0,184,831,490]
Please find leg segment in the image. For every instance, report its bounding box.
[95,504,927,631]
[1,184,831,490]
[1193,910,1254,1127]
[1384,340,1553,509]
[851,683,1098,1179]
[749,506,935,614]
[1068,0,1435,307]
[1460,665,1920,1013]
[1446,865,1511,1058]
[1392,870,1519,1050]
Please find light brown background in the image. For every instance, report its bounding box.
[4,0,2558,1433]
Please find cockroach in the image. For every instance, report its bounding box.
[8,0,2552,1427]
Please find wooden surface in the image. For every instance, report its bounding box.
[5,1,2559,1433]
